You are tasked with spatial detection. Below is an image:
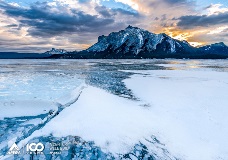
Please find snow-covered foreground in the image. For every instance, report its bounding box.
[124,70,228,160]
[0,59,228,160]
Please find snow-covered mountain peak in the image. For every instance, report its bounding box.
[125,25,144,32]
[88,26,162,53]
[87,26,190,55]
[45,48,67,54]
[126,25,139,30]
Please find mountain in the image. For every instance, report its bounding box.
[0,52,51,59]
[198,42,228,55]
[1,26,228,59]
[0,48,66,59]
[56,26,228,59]
[85,25,197,58]
[45,48,67,54]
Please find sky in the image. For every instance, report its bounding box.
[0,0,228,52]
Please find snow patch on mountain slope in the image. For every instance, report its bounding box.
[167,38,176,53]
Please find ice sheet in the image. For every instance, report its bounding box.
[124,70,228,160]
[20,86,152,155]
[0,100,58,119]
[1,59,228,160]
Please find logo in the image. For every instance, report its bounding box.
[7,143,20,155]
[49,141,70,155]
[26,143,44,155]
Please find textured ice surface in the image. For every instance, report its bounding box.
[0,59,228,160]
[0,100,58,119]
[124,70,228,160]
[0,60,84,101]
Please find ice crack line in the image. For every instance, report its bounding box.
[0,84,87,158]
[18,85,87,143]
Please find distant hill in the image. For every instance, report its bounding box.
[0,52,51,59]
[44,48,67,55]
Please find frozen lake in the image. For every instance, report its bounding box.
[0,59,228,160]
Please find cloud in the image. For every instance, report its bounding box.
[0,1,116,37]
[205,4,228,15]
[122,0,197,33]
[177,12,228,29]
[0,0,141,37]
[0,0,227,52]
[186,28,228,46]
[0,0,142,52]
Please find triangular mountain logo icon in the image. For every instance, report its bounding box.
[7,143,20,154]
[9,143,20,151]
